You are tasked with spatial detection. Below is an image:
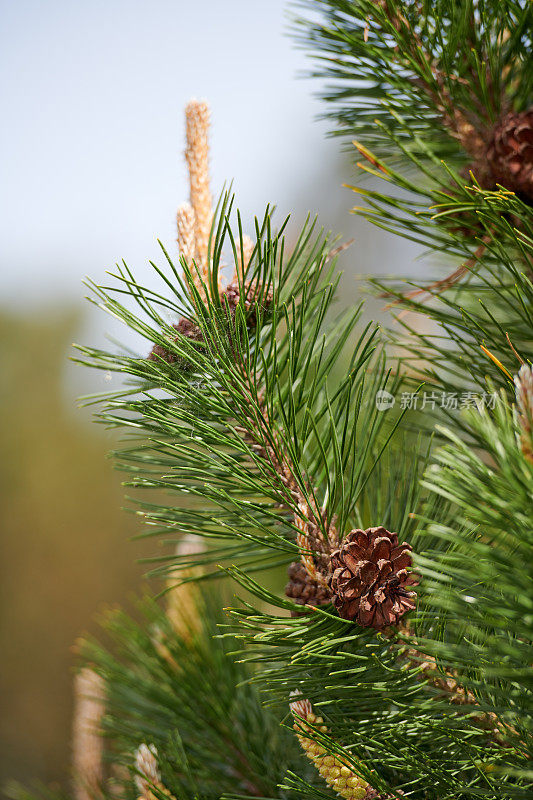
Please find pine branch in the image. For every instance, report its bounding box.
[79,591,303,800]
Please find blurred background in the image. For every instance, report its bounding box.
[0,0,422,792]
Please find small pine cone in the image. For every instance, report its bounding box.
[285,561,331,609]
[329,527,418,630]
[220,281,273,328]
[147,317,203,363]
[147,283,272,363]
[172,316,203,340]
[148,342,178,364]
[222,282,240,311]
[486,109,533,202]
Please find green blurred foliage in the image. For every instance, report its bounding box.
[0,308,147,791]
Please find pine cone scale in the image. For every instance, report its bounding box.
[391,548,411,569]
[340,552,366,574]
[372,537,392,560]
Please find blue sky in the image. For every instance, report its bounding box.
[1,1,336,300]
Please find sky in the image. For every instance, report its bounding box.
[0,0,425,372]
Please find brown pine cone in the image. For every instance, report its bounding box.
[285,561,331,608]
[328,527,418,630]
[486,108,533,202]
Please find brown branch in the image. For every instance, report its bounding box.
[229,358,335,582]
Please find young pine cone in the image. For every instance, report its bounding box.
[328,527,418,630]
[148,284,271,363]
[148,317,203,364]
[486,109,533,202]
[221,281,273,327]
[285,561,331,609]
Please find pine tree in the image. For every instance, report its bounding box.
[11,4,533,800]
